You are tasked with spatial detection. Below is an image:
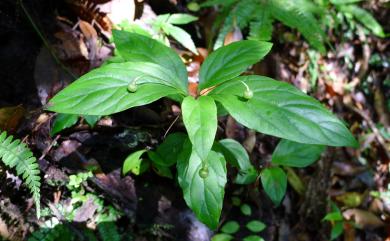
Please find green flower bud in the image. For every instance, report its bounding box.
[244,89,253,100]
[187,2,200,12]
[127,82,137,93]
[198,166,209,179]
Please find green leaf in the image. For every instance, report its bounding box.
[211,234,234,241]
[47,62,180,115]
[323,212,343,222]
[338,4,385,37]
[199,41,272,90]
[210,75,358,147]
[83,115,101,127]
[243,235,265,241]
[240,204,252,216]
[152,162,173,178]
[221,221,240,234]
[246,220,266,232]
[118,22,153,37]
[271,139,325,167]
[113,30,188,89]
[232,196,241,206]
[177,141,227,230]
[182,96,217,161]
[168,14,198,24]
[51,114,79,136]
[123,150,147,175]
[217,139,258,184]
[163,24,198,54]
[260,167,287,206]
[235,168,258,185]
[331,221,344,240]
[148,132,187,167]
[218,139,251,169]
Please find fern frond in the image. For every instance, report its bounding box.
[270,0,327,53]
[248,2,274,41]
[0,131,41,218]
[214,0,258,49]
[337,4,385,37]
[98,222,121,241]
[28,225,74,241]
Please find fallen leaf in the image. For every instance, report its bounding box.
[343,209,384,229]
[0,105,25,132]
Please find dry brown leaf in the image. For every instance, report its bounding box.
[0,105,25,133]
[343,209,384,229]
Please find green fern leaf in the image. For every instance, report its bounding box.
[214,0,258,49]
[0,131,41,218]
[248,2,274,41]
[98,222,121,241]
[337,4,385,37]
[28,225,74,241]
[270,0,327,53]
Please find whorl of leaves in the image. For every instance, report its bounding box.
[0,131,41,217]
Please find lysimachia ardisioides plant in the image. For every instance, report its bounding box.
[47,30,358,229]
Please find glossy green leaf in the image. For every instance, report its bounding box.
[243,235,265,241]
[182,96,217,161]
[338,4,385,37]
[240,204,252,216]
[113,30,188,90]
[271,139,325,167]
[219,139,252,169]
[210,75,358,147]
[216,139,258,184]
[47,62,180,115]
[123,150,147,175]
[199,41,272,90]
[148,132,187,167]
[246,220,266,232]
[118,22,153,37]
[211,234,234,241]
[221,221,240,234]
[235,168,259,185]
[163,24,198,54]
[331,221,344,240]
[177,141,227,230]
[260,167,287,206]
[50,114,79,136]
[323,212,343,222]
[168,14,198,24]
[83,115,101,127]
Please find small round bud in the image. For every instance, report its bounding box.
[127,82,137,93]
[187,2,200,12]
[243,89,253,100]
[198,167,209,179]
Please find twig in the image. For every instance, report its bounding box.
[163,115,180,138]
[346,104,390,160]
[39,135,60,161]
